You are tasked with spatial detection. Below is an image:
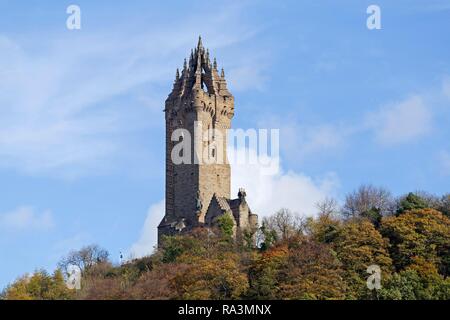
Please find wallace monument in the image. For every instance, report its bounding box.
[158,37,258,244]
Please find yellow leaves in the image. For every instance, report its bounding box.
[407,256,440,278]
[4,208,449,300]
[332,219,393,299]
[171,252,249,300]
[3,270,75,300]
[381,209,450,271]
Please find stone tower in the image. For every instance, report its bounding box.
[158,37,258,244]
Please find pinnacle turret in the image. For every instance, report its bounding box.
[167,37,231,100]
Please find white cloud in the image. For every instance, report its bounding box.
[129,200,165,258]
[367,96,432,146]
[129,149,339,258]
[231,149,339,218]
[0,206,54,231]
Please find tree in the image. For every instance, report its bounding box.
[360,207,383,228]
[279,239,347,300]
[248,245,289,299]
[379,257,450,300]
[58,244,109,275]
[249,239,347,300]
[438,194,450,218]
[342,185,394,218]
[257,221,278,251]
[263,208,304,242]
[159,233,205,263]
[381,208,450,276]
[2,270,74,300]
[217,213,235,239]
[129,264,186,300]
[399,192,450,217]
[171,252,249,300]
[305,213,341,244]
[396,192,428,215]
[315,197,339,217]
[333,220,392,299]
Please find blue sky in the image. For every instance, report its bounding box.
[0,0,449,289]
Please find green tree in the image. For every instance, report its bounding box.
[159,233,204,263]
[360,207,383,228]
[396,193,428,215]
[217,213,235,239]
[258,221,278,251]
[379,257,450,300]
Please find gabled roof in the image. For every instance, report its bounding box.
[214,194,231,212]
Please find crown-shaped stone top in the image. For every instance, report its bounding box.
[168,36,231,100]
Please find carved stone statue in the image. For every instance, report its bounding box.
[195,190,203,213]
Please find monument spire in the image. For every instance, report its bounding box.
[159,37,257,246]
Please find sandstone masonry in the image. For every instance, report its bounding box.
[158,37,258,244]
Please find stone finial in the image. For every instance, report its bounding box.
[221,68,225,78]
[175,68,180,81]
[189,50,194,66]
[197,35,203,49]
[183,58,187,70]
[206,49,210,66]
[213,57,217,70]
[238,188,247,200]
[196,51,202,69]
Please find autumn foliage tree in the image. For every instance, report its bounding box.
[381,209,450,275]
[2,189,449,300]
[172,252,249,300]
[2,270,74,300]
[332,219,392,299]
